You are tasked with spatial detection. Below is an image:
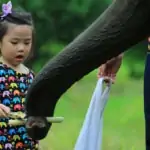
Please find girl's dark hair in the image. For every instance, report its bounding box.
[0,8,35,60]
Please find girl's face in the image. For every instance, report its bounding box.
[0,23,32,66]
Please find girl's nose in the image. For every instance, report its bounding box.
[17,44,25,52]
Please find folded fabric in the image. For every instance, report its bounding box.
[74,78,112,150]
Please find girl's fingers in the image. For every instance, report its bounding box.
[0,104,10,114]
[0,109,8,118]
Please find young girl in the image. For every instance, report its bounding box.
[0,1,39,149]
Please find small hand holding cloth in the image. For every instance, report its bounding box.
[74,77,112,150]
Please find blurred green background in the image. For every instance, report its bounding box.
[2,0,148,149]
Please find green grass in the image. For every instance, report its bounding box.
[40,65,145,150]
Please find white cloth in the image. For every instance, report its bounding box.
[74,78,111,150]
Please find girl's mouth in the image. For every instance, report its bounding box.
[15,55,24,61]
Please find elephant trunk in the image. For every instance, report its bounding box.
[26,0,150,116]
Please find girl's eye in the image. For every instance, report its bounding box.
[24,41,31,45]
[24,42,30,45]
[11,41,18,45]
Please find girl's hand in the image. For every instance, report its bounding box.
[98,53,123,84]
[0,104,10,118]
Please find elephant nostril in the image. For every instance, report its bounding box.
[25,116,51,140]
[26,117,46,128]
[29,121,46,128]
[32,122,45,128]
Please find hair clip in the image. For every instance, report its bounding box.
[0,1,12,20]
